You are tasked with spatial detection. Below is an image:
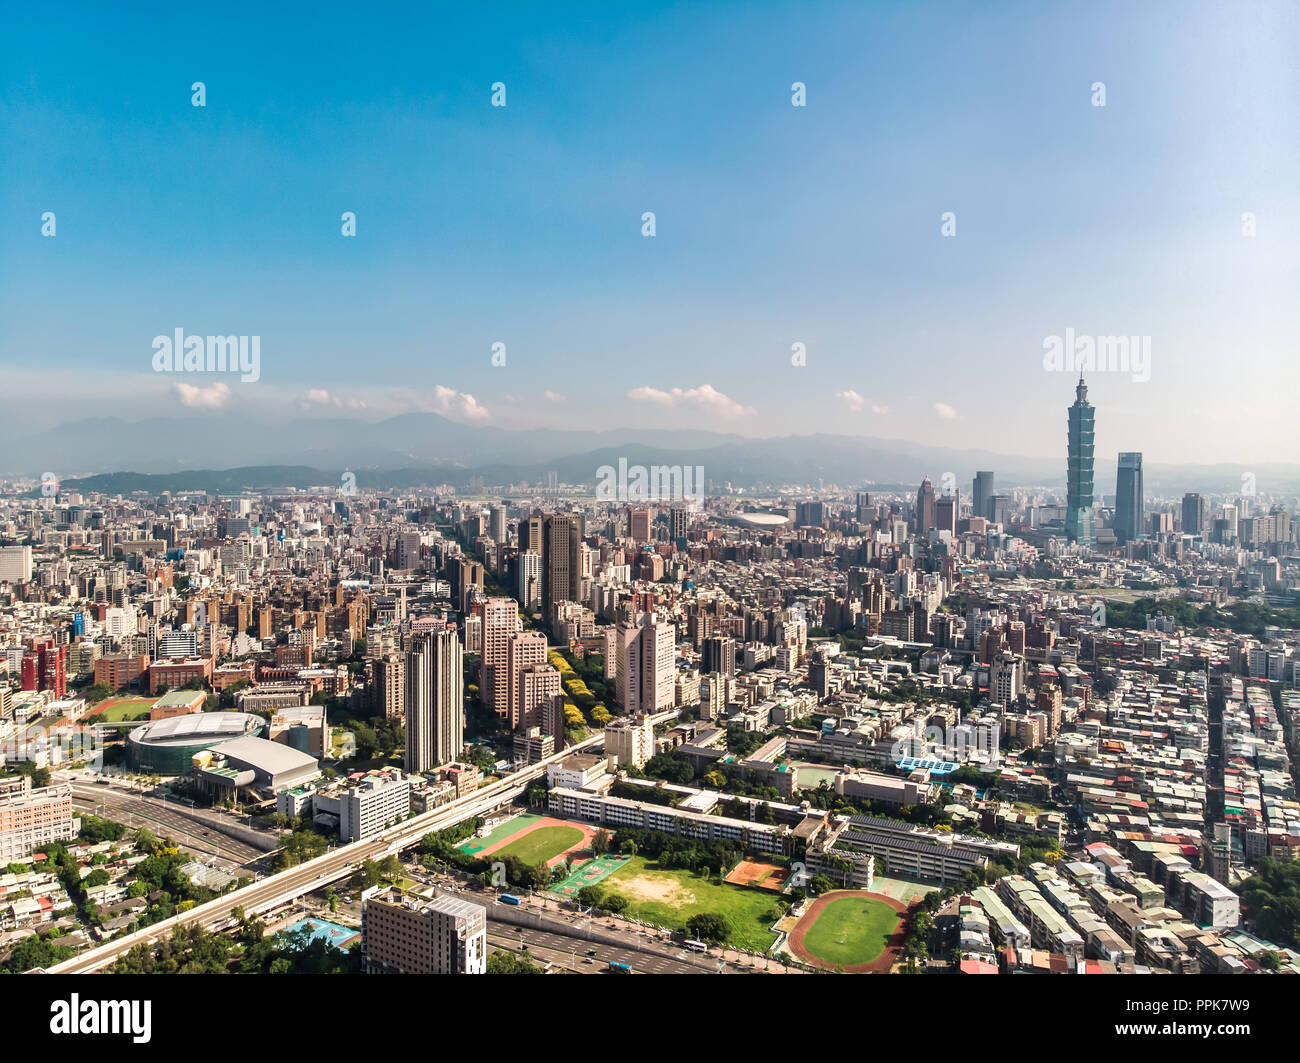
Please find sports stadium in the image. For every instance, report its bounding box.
[126,711,266,774]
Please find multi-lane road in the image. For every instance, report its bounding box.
[45,731,613,973]
[68,784,268,865]
[487,923,719,975]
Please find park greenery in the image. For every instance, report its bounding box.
[1240,859,1300,948]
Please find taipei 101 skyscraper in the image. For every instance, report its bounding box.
[1065,374,1096,547]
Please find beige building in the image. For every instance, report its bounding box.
[481,598,522,719]
[605,714,654,769]
[0,780,79,862]
[374,654,406,721]
[362,888,486,974]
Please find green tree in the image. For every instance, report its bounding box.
[686,912,729,943]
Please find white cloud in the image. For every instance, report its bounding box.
[174,381,231,409]
[933,402,958,420]
[430,385,490,422]
[836,390,888,415]
[626,383,754,418]
[543,390,566,403]
[299,388,366,411]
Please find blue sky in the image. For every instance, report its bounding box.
[1,0,1296,464]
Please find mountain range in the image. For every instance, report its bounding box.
[3,413,1297,497]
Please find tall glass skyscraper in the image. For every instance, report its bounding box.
[1065,375,1096,547]
[972,471,995,521]
[1115,452,1144,543]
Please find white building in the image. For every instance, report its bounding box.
[339,770,411,842]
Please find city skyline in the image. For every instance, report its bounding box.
[2,0,1299,1008]
[2,1,1297,465]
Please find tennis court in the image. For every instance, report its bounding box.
[549,854,630,897]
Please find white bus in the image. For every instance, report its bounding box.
[683,939,708,953]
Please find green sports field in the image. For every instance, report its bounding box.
[456,813,543,856]
[603,856,780,951]
[89,697,156,722]
[494,824,586,865]
[800,895,899,967]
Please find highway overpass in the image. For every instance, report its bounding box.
[45,729,621,973]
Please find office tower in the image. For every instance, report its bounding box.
[519,515,543,554]
[405,627,464,773]
[1065,375,1096,547]
[988,494,1013,526]
[796,500,825,528]
[915,478,936,534]
[629,507,652,543]
[1182,493,1207,536]
[935,491,958,536]
[505,630,547,729]
[615,615,676,713]
[517,550,541,611]
[1114,452,1144,543]
[542,513,581,614]
[702,634,737,677]
[855,491,873,523]
[481,598,521,718]
[0,546,33,584]
[362,888,486,974]
[488,504,507,544]
[972,472,994,521]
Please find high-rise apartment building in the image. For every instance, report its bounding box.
[701,635,736,677]
[405,627,464,773]
[1114,452,1144,543]
[505,631,548,729]
[1065,375,1096,547]
[668,506,688,545]
[0,546,33,585]
[374,654,406,720]
[480,598,521,719]
[517,550,541,611]
[518,662,561,732]
[615,614,676,714]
